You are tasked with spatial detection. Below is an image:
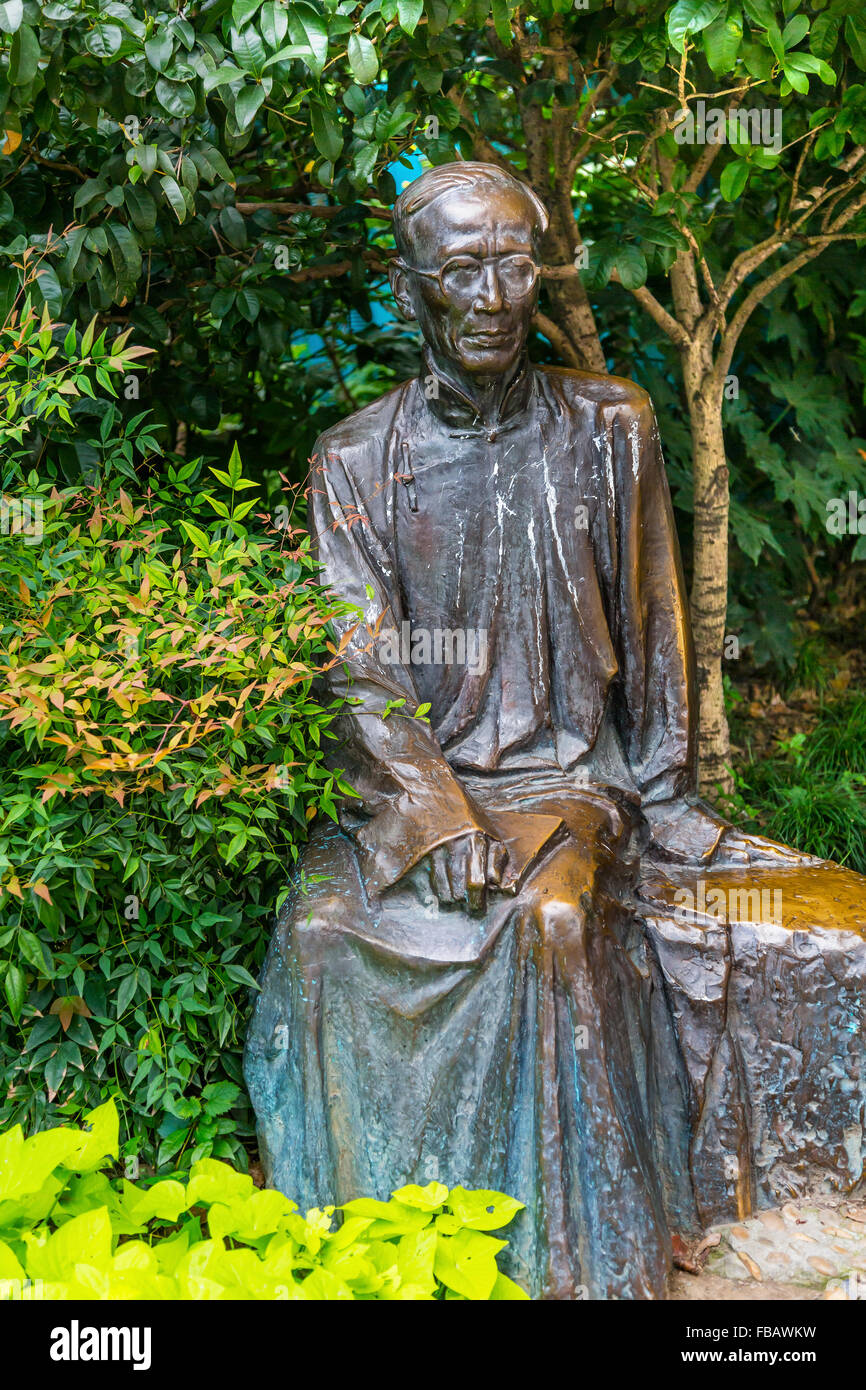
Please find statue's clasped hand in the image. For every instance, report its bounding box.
[424,831,514,912]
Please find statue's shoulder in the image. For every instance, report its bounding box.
[537,364,652,415]
[312,380,412,475]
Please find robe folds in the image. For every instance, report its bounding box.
[244,358,866,1300]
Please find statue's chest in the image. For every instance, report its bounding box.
[391,422,595,624]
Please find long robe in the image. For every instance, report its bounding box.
[244,357,866,1299]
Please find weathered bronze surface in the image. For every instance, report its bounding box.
[244,164,866,1299]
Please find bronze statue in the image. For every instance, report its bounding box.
[245,163,866,1299]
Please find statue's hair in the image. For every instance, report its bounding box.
[392,162,549,258]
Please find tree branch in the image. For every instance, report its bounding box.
[716,188,866,382]
[532,311,583,368]
[612,270,692,351]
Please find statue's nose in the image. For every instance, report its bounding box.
[473,262,507,312]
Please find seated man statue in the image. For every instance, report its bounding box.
[245,162,866,1300]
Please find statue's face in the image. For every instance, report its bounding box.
[391,184,539,379]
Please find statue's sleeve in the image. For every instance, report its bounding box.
[307,445,497,892]
[611,393,726,862]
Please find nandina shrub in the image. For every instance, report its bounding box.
[0,1100,529,1300]
[0,300,355,1167]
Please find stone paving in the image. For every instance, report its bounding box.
[671,1193,866,1300]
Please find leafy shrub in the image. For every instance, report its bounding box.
[0,295,353,1170]
[0,1100,528,1300]
[723,695,866,873]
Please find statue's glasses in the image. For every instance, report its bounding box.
[396,253,541,303]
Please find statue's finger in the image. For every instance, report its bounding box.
[487,840,509,887]
[429,848,452,902]
[466,836,487,913]
[467,834,486,888]
[445,837,469,903]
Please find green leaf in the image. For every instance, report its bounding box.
[115,971,139,1017]
[180,519,213,551]
[3,962,26,1022]
[845,15,866,70]
[809,13,839,60]
[159,175,187,223]
[766,19,785,63]
[235,286,259,321]
[784,53,836,85]
[230,23,268,73]
[447,1186,524,1230]
[124,184,157,232]
[219,205,247,249]
[720,158,750,200]
[614,244,647,289]
[781,62,808,95]
[394,1226,438,1295]
[781,14,808,51]
[233,83,266,132]
[702,14,743,73]
[86,22,123,58]
[210,287,236,319]
[311,102,343,161]
[108,222,142,287]
[203,62,245,92]
[18,929,50,974]
[227,441,243,485]
[742,0,774,28]
[490,0,512,47]
[391,1181,449,1210]
[433,1227,504,1299]
[9,22,39,85]
[145,32,174,72]
[33,264,63,316]
[31,1207,113,1282]
[490,1270,530,1299]
[202,1080,242,1114]
[261,42,310,70]
[285,2,328,76]
[397,0,424,35]
[0,1,23,35]
[70,1099,120,1172]
[667,0,724,53]
[347,33,378,84]
[232,0,264,27]
[155,77,197,119]
[260,0,288,48]
[134,144,159,178]
[340,1198,432,1236]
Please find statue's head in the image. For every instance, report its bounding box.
[389,162,549,381]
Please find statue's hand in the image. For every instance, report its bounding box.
[712,828,817,868]
[426,832,511,912]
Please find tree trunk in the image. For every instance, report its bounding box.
[539,203,608,373]
[684,354,732,794]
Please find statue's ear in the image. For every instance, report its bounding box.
[388,262,416,321]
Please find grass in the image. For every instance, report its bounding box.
[722,693,866,874]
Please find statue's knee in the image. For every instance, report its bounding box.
[531,892,588,954]
[284,894,346,952]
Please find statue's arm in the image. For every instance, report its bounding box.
[308,445,503,896]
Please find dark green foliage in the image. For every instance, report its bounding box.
[725,695,866,873]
